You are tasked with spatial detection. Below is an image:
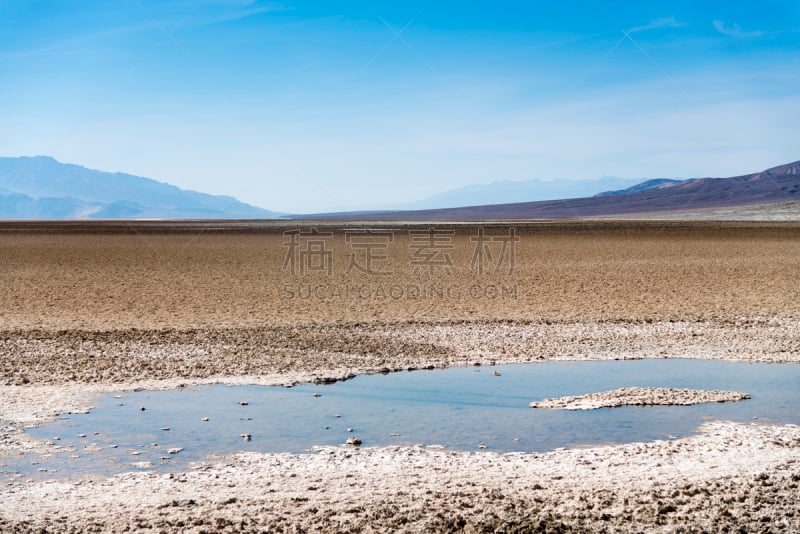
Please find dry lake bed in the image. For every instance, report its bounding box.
[1,220,799,532]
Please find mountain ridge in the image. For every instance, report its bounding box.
[388,176,649,210]
[0,156,277,219]
[305,160,800,220]
[594,178,688,197]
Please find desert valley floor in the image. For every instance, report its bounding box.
[1,220,799,532]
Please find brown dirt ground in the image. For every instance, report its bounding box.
[0,221,798,387]
[1,221,799,532]
[0,221,798,330]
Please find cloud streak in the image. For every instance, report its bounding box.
[713,20,765,39]
[628,17,686,34]
[0,20,161,61]
[192,1,286,27]
[0,1,285,63]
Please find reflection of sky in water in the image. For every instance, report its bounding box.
[3,359,798,480]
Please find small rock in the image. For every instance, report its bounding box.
[345,436,362,446]
[312,393,321,398]
[658,504,677,514]
[239,401,249,406]
[478,443,487,449]
[168,447,183,455]
[161,427,170,431]
[201,417,209,422]
[78,434,86,438]
[347,428,354,433]
[140,407,146,411]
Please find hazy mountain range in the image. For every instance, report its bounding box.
[0,156,277,219]
[1,155,797,220]
[386,176,672,210]
[0,155,692,219]
[335,160,800,220]
[292,177,697,218]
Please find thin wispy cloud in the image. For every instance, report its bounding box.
[136,0,287,31]
[713,20,765,39]
[628,17,686,34]
[192,1,287,27]
[0,1,284,63]
[0,20,161,61]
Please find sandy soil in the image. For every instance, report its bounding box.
[528,387,751,410]
[1,221,799,532]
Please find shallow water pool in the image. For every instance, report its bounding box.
[3,359,798,480]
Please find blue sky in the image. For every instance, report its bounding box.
[2,1,799,212]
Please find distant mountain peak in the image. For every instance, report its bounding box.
[594,178,687,197]
[759,160,800,177]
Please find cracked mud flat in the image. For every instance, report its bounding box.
[529,387,752,410]
[1,323,798,533]
[1,221,800,531]
[2,422,799,532]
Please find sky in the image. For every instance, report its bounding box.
[1,0,799,213]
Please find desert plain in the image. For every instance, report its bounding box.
[0,220,799,532]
